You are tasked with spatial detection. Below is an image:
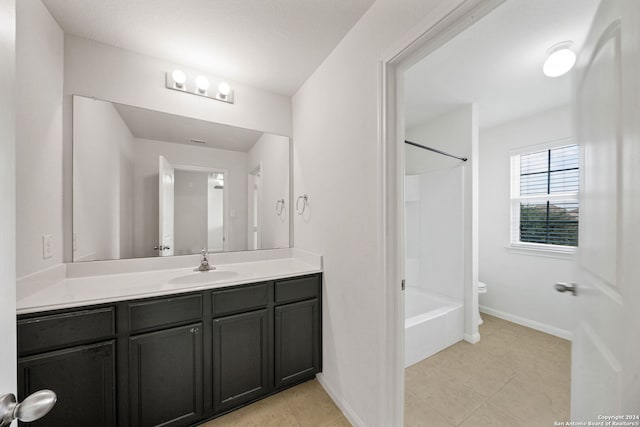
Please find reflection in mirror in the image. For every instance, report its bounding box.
[72,95,290,262]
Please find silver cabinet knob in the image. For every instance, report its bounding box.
[554,282,577,296]
[0,390,57,426]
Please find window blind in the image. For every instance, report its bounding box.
[516,144,579,247]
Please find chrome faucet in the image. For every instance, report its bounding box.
[195,248,215,272]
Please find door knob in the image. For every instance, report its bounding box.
[0,390,57,426]
[554,282,577,296]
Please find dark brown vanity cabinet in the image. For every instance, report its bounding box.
[127,295,205,427]
[211,282,271,413]
[275,299,320,388]
[17,309,117,427]
[16,273,321,427]
[129,324,204,427]
[212,309,269,412]
[274,276,321,389]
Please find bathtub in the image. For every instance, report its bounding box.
[405,287,464,367]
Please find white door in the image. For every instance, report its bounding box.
[158,155,175,257]
[0,0,16,398]
[572,0,640,418]
[247,168,261,250]
[207,172,225,252]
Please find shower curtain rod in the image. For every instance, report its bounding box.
[404,140,468,162]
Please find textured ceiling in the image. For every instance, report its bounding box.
[114,103,264,152]
[42,0,375,96]
[404,0,601,130]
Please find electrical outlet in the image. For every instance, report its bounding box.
[42,234,53,259]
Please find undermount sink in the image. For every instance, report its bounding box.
[169,270,238,285]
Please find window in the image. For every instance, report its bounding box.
[511,143,579,250]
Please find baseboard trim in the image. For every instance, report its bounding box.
[479,305,573,341]
[316,373,367,427]
[463,332,480,344]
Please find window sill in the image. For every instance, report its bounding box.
[506,243,576,260]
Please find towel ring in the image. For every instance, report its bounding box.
[296,194,308,215]
[275,199,285,216]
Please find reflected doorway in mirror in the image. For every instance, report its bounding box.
[72,95,291,262]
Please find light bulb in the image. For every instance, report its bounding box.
[172,69,187,87]
[195,75,210,93]
[218,82,231,96]
[543,46,576,78]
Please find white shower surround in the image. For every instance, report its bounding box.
[403,106,477,367]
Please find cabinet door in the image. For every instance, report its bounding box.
[274,299,320,388]
[17,341,116,427]
[129,323,203,427]
[212,309,268,413]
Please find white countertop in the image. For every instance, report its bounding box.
[17,250,322,315]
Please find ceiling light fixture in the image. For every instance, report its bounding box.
[543,42,576,78]
[165,71,234,104]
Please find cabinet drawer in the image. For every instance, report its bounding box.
[128,293,202,333]
[274,275,320,304]
[212,283,268,317]
[18,307,115,356]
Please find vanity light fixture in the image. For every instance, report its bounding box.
[543,42,576,78]
[217,82,231,100]
[195,75,210,95]
[166,70,234,104]
[171,69,187,90]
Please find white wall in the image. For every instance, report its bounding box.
[479,105,576,337]
[73,96,135,261]
[16,0,63,277]
[0,0,16,394]
[292,1,466,425]
[174,170,209,256]
[62,35,292,261]
[133,138,248,257]
[247,133,290,250]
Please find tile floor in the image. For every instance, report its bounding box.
[200,314,571,427]
[199,379,350,427]
[405,314,572,427]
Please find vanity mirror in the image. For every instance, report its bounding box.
[72,95,290,262]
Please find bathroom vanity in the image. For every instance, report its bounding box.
[14,87,317,426]
[16,254,322,427]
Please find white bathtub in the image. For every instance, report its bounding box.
[405,287,464,367]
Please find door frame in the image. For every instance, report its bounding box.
[0,0,16,396]
[376,0,504,424]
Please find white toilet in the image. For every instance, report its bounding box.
[478,281,488,325]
